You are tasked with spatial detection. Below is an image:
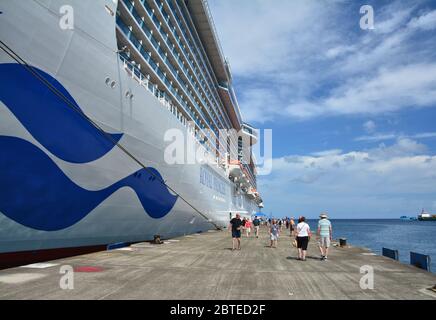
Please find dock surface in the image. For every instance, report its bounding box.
[1,227,435,300]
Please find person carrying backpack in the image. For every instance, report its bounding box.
[253,216,261,238]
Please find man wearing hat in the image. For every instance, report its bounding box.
[317,213,332,261]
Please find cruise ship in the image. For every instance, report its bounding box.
[0,0,263,268]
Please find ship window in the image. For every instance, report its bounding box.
[105,5,115,16]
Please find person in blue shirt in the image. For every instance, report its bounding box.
[317,213,332,261]
[253,216,261,238]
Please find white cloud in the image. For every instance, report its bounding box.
[373,138,428,157]
[237,88,282,123]
[286,63,436,119]
[355,131,436,142]
[258,139,436,218]
[408,9,436,30]
[354,133,398,142]
[209,0,436,123]
[209,0,339,76]
[363,120,376,133]
[375,7,416,34]
[325,45,357,59]
[209,0,344,122]
[355,133,397,142]
[413,132,436,139]
[311,149,343,157]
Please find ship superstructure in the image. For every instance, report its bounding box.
[115,0,260,198]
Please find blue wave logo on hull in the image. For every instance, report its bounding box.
[0,63,122,163]
[0,63,178,230]
[0,137,178,231]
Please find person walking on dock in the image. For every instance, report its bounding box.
[269,219,279,248]
[253,216,261,238]
[241,217,247,235]
[245,218,252,237]
[317,213,332,261]
[296,216,311,261]
[289,217,296,237]
[229,213,242,250]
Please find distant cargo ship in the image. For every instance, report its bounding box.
[418,210,436,221]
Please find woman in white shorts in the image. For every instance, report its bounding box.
[269,219,279,248]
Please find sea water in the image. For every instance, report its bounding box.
[305,219,436,273]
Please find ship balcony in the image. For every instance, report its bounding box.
[218,84,242,130]
[242,123,258,145]
[117,0,225,140]
[228,160,257,193]
[247,187,258,200]
[228,160,243,180]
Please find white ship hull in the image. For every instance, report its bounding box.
[0,0,257,262]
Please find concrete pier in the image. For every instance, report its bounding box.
[0,227,435,300]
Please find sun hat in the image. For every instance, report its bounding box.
[320,213,328,219]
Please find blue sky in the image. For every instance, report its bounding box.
[209,0,436,218]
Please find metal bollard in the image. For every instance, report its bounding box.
[152,235,163,245]
[339,238,347,247]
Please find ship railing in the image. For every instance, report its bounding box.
[121,0,226,136]
[243,164,257,190]
[119,53,238,171]
[116,14,218,148]
[160,0,229,127]
[200,0,227,72]
[117,20,244,170]
[117,47,239,163]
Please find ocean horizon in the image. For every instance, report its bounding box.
[296,219,435,273]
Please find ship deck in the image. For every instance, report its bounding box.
[0,227,435,300]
